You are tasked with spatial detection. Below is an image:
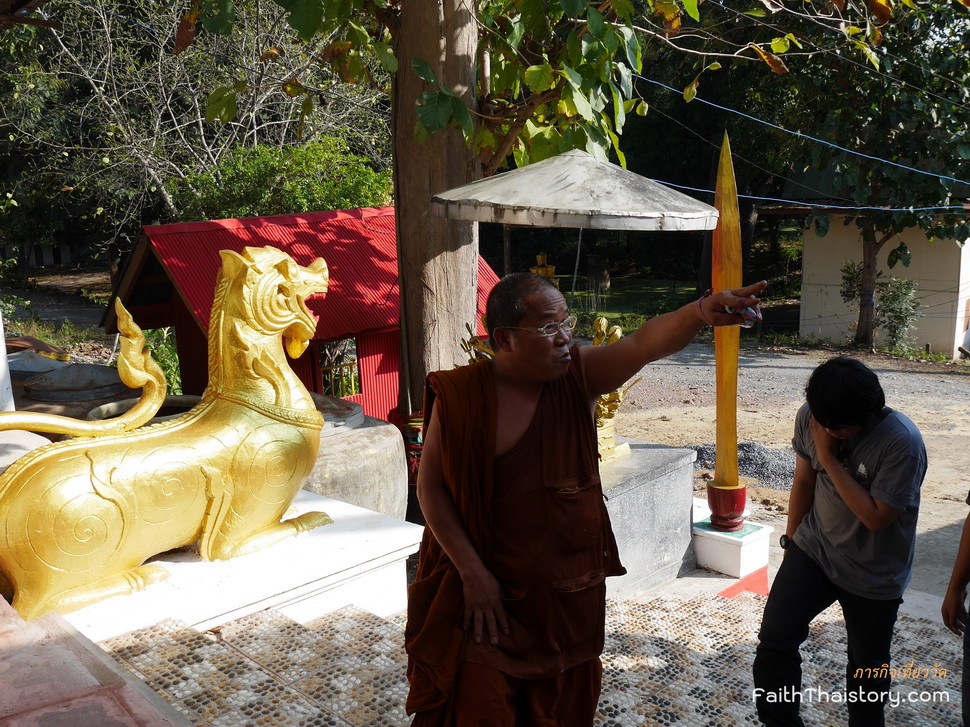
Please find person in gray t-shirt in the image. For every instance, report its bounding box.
[753,356,926,727]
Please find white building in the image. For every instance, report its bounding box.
[795,218,970,358]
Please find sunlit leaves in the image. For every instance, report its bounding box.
[413,60,473,137]
[612,0,635,19]
[683,77,699,101]
[373,42,397,73]
[867,0,892,26]
[524,64,556,92]
[854,41,881,69]
[561,67,595,121]
[520,121,562,163]
[205,86,237,123]
[770,34,801,54]
[297,95,314,140]
[615,61,633,98]
[282,78,305,96]
[618,27,642,73]
[681,0,700,22]
[654,1,681,35]
[174,4,198,56]
[751,44,789,74]
[322,40,351,63]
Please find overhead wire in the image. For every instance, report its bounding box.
[647,178,969,213]
[642,106,857,204]
[636,74,970,190]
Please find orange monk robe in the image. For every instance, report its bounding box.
[405,349,625,719]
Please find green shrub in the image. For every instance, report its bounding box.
[0,294,36,324]
[143,328,182,395]
[840,260,921,349]
[170,138,392,221]
[875,277,920,350]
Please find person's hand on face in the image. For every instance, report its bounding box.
[809,415,840,464]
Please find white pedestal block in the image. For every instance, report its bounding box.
[64,491,423,642]
[692,507,773,579]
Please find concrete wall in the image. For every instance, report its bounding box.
[800,220,969,358]
[303,416,408,520]
[602,441,697,598]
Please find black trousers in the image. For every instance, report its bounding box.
[753,542,901,727]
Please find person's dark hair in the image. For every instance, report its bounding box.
[485,272,560,341]
[805,356,885,428]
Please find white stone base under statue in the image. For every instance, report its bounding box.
[64,491,423,642]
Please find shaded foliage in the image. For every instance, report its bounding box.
[0,1,391,276]
[170,139,391,221]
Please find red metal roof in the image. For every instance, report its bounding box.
[142,207,498,342]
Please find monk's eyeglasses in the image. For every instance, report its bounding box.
[502,315,577,337]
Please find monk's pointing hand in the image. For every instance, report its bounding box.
[462,566,510,645]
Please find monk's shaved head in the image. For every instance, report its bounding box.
[486,273,561,342]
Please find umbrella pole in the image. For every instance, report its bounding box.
[503,224,511,276]
[570,228,583,311]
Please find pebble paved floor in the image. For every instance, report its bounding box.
[100,591,962,726]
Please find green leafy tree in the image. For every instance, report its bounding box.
[0,1,391,275]
[189,0,910,408]
[788,2,970,347]
[9,0,938,404]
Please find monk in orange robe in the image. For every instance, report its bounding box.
[406,272,765,725]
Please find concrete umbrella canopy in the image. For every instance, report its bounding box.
[431,149,718,232]
[431,148,719,295]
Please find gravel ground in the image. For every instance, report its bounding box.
[690,441,797,491]
[615,341,970,501]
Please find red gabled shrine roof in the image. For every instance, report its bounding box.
[137,207,498,342]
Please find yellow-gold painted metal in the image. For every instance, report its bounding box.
[712,133,743,492]
[0,246,333,619]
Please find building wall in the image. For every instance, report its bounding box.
[961,242,970,352]
[352,329,400,421]
[800,221,969,358]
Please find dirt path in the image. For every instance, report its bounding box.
[613,341,970,597]
[615,342,970,501]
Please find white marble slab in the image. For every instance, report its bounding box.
[64,491,423,641]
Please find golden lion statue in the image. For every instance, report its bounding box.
[0,246,333,619]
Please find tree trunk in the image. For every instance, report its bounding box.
[854,223,880,348]
[393,1,480,414]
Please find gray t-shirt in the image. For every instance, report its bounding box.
[792,403,925,600]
